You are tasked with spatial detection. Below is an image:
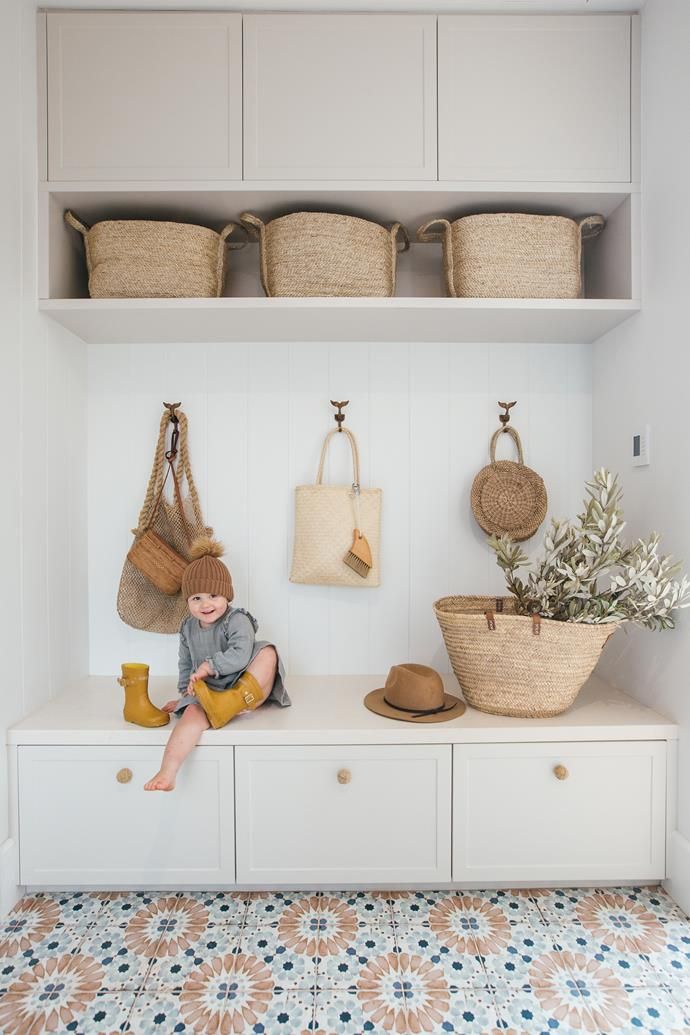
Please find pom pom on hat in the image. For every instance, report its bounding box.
[189,536,225,561]
[182,536,233,602]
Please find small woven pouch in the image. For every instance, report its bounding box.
[471,426,547,542]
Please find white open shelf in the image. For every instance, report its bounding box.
[39,183,640,344]
[40,296,640,345]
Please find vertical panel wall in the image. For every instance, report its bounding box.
[88,341,592,676]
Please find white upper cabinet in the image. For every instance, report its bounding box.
[47,13,242,181]
[438,15,631,183]
[243,14,437,181]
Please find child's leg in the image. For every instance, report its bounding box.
[144,702,210,792]
[245,646,278,707]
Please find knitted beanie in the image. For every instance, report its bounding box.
[182,537,234,602]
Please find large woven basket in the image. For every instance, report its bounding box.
[239,211,409,297]
[417,213,605,298]
[65,211,246,298]
[434,595,620,718]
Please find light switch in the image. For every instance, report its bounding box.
[632,426,651,467]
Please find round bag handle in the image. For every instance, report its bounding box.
[316,427,361,487]
[577,214,606,240]
[490,426,525,465]
[389,222,410,253]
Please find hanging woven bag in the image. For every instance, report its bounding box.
[290,428,382,587]
[117,407,211,633]
[471,426,547,542]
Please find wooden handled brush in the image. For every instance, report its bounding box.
[344,529,373,578]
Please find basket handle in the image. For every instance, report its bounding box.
[316,427,361,488]
[416,218,451,243]
[64,210,91,236]
[490,426,524,465]
[239,211,265,239]
[215,222,247,297]
[389,222,410,253]
[219,221,248,251]
[578,214,606,240]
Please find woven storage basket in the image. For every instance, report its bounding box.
[471,426,547,542]
[239,211,409,297]
[64,211,246,299]
[417,213,605,298]
[434,595,620,718]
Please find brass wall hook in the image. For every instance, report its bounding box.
[330,399,349,432]
[163,401,181,459]
[498,400,517,429]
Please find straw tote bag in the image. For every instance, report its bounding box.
[290,428,382,587]
[117,408,211,633]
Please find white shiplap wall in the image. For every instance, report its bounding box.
[89,340,592,676]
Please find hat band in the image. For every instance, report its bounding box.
[383,695,457,719]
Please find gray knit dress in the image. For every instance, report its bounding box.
[173,606,290,715]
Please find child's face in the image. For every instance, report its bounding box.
[188,593,229,626]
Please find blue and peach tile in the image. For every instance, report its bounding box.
[238,923,320,989]
[316,924,399,989]
[144,927,242,991]
[476,923,563,988]
[393,924,487,989]
[551,922,657,988]
[244,890,300,926]
[405,986,503,1033]
[186,890,247,926]
[78,924,155,992]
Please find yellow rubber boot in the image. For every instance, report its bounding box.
[192,672,263,730]
[118,663,170,728]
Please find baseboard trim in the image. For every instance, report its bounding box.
[664,829,690,916]
[0,838,21,918]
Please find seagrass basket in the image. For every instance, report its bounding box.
[417,213,605,298]
[434,595,620,718]
[239,211,409,297]
[64,211,246,298]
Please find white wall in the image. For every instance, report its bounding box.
[89,340,592,676]
[0,0,88,857]
[593,0,690,855]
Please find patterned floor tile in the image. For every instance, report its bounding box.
[405,986,503,1034]
[315,972,410,1033]
[33,890,106,927]
[604,885,687,922]
[185,889,248,925]
[238,923,320,988]
[145,926,242,990]
[244,890,302,926]
[481,889,548,926]
[126,990,186,1032]
[321,889,394,925]
[491,982,599,1034]
[533,887,602,925]
[387,889,456,926]
[93,892,162,927]
[0,952,109,1034]
[65,990,136,1034]
[393,925,488,989]
[644,920,690,984]
[316,924,399,990]
[475,922,565,988]
[0,923,86,990]
[551,922,657,988]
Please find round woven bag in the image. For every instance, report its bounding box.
[471,427,547,542]
[434,595,620,718]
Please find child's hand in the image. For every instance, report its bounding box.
[161,700,179,713]
[188,661,215,693]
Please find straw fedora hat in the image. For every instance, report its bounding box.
[364,663,465,723]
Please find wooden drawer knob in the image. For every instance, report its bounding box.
[337,768,352,784]
[553,764,569,781]
[116,767,133,784]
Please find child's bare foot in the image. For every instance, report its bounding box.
[144,769,176,791]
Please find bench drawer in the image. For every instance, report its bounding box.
[453,741,666,883]
[19,746,235,886]
[235,745,451,883]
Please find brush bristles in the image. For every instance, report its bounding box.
[344,551,371,578]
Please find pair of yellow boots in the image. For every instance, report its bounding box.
[118,663,262,729]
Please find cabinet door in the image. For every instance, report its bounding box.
[438,15,630,182]
[453,741,666,884]
[243,14,437,180]
[47,13,242,181]
[19,746,235,885]
[235,745,451,883]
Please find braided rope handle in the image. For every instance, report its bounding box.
[490,426,525,465]
[133,409,204,537]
